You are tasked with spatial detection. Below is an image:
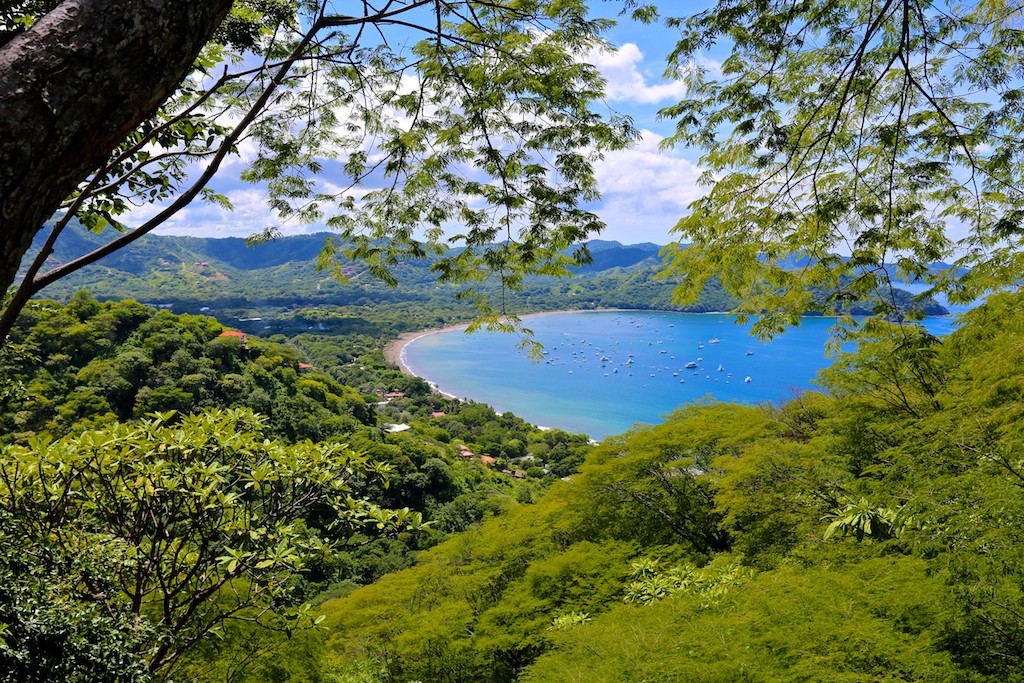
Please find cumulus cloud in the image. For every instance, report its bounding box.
[143,187,305,238]
[587,43,686,105]
[585,42,723,106]
[592,130,706,244]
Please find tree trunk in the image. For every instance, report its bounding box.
[0,0,234,296]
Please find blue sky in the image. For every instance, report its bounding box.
[143,10,719,247]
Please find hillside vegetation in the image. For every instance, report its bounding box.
[28,224,946,332]
[0,296,596,679]
[204,290,1024,683]
[1,285,1000,683]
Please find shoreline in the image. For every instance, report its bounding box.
[383,308,639,377]
[384,323,470,378]
[383,306,959,378]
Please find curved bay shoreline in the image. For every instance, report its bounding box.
[384,307,958,378]
[385,324,468,377]
[383,309,642,377]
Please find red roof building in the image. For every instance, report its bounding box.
[218,330,247,344]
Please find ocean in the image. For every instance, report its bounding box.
[402,311,957,440]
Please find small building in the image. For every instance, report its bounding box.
[218,330,248,344]
[384,423,411,433]
[457,444,475,458]
[384,391,406,399]
[430,411,447,418]
[479,455,497,467]
[298,363,313,371]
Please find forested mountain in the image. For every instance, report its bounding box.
[33,227,663,276]
[28,223,946,326]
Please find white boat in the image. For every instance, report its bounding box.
[685,361,698,369]
[717,364,724,372]
[744,376,752,383]
[709,338,720,344]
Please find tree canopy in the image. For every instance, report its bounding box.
[0,407,429,678]
[0,0,641,341]
[660,0,1024,335]
[6,0,1007,343]
[238,288,1024,683]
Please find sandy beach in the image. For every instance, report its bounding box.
[384,323,469,376]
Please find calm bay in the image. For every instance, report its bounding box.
[402,311,957,440]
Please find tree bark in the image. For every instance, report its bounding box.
[0,0,234,296]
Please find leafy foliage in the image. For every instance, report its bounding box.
[525,557,964,682]
[0,408,425,675]
[4,0,638,341]
[0,296,375,443]
[0,509,154,683]
[659,0,1024,335]
[622,556,754,607]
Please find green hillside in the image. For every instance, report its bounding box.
[200,289,1024,683]
[29,223,947,327]
[2,285,1020,682]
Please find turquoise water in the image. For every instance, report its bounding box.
[403,311,957,440]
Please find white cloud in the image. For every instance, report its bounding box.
[592,130,706,244]
[144,187,304,238]
[586,42,723,107]
[588,43,686,105]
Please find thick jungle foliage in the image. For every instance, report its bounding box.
[0,408,427,678]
